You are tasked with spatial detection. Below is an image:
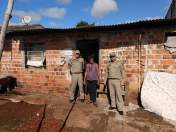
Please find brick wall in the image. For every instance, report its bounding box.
[0,35,71,94]
[0,27,176,103]
[99,29,176,103]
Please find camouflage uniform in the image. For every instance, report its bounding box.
[105,53,126,111]
[68,52,84,100]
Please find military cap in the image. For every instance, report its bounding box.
[75,50,80,54]
[109,52,116,57]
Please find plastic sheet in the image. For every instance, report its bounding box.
[141,71,176,121]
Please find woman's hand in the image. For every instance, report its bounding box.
[83,80,86,85]
[97,79,100,85]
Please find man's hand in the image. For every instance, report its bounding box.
[103,80,107,86]
[120,79,126,86]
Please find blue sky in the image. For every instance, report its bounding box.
[0,0,172,28]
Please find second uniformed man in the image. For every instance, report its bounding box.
[68,50,85,103]
[104,52,126,115]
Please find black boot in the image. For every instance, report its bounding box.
[109,107,116,110]
[119,111,124,115]
[69,99,75,103]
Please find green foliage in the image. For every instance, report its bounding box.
[76,20,95,28]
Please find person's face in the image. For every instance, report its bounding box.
[89,58,94,63]
[75,53,80,58]
[110,56,116,62]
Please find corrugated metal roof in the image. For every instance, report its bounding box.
[6,18,176,35]
[0,24,44,32]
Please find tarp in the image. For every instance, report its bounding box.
[141,71,176,121]
[165,36,176,48]
[164,36,176,53]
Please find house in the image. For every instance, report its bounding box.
[0,18,176,103]
[166,0,176,19]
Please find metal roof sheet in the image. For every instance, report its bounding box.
[6,18,176,36]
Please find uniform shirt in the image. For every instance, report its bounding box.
[68,57,84,73]
[105,60,126,80]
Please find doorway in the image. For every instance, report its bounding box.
[76,39,99,63]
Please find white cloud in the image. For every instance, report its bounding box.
[13,7,67,23]
[14,10,42,22]
[91,0,118,18]
[56,0,72,5]
[40,7,66,19]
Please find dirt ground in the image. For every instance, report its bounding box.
[0,99,43,132]
[0,92,175,132]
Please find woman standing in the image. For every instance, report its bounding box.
[84,55,99,106]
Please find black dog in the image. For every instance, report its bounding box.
[0,76,17,94]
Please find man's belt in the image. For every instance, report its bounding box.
[72,72,82,74]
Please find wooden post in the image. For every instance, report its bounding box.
[0,0,14,61]
[138,34,142,90]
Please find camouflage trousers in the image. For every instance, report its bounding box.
[69,73,84,100]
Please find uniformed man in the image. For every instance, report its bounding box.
[68,50,85,103]
[104,52,126,115]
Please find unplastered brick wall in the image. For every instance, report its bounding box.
[0,27,176,103]
[0,34,72,94]
[99,29,176,103]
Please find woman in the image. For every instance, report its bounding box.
[84,55,99,106]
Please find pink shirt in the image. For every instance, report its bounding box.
[86,63,98,81]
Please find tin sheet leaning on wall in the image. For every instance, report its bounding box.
[141,71,176,121]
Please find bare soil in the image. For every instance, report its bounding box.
[0,100,42,132]
[0,94,175,132]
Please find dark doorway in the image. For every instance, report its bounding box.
[76,39,99,63]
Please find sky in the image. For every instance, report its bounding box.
[0,0,172,28]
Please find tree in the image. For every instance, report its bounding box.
[0,0,14,61]
[76,20,95,28]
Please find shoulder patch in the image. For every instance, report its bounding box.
[116,60,124,64]
[79,58,84,62]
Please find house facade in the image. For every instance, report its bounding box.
[0,19,176,103]
[166,0,176,19]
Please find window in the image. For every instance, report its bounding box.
[24,43,46,68]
